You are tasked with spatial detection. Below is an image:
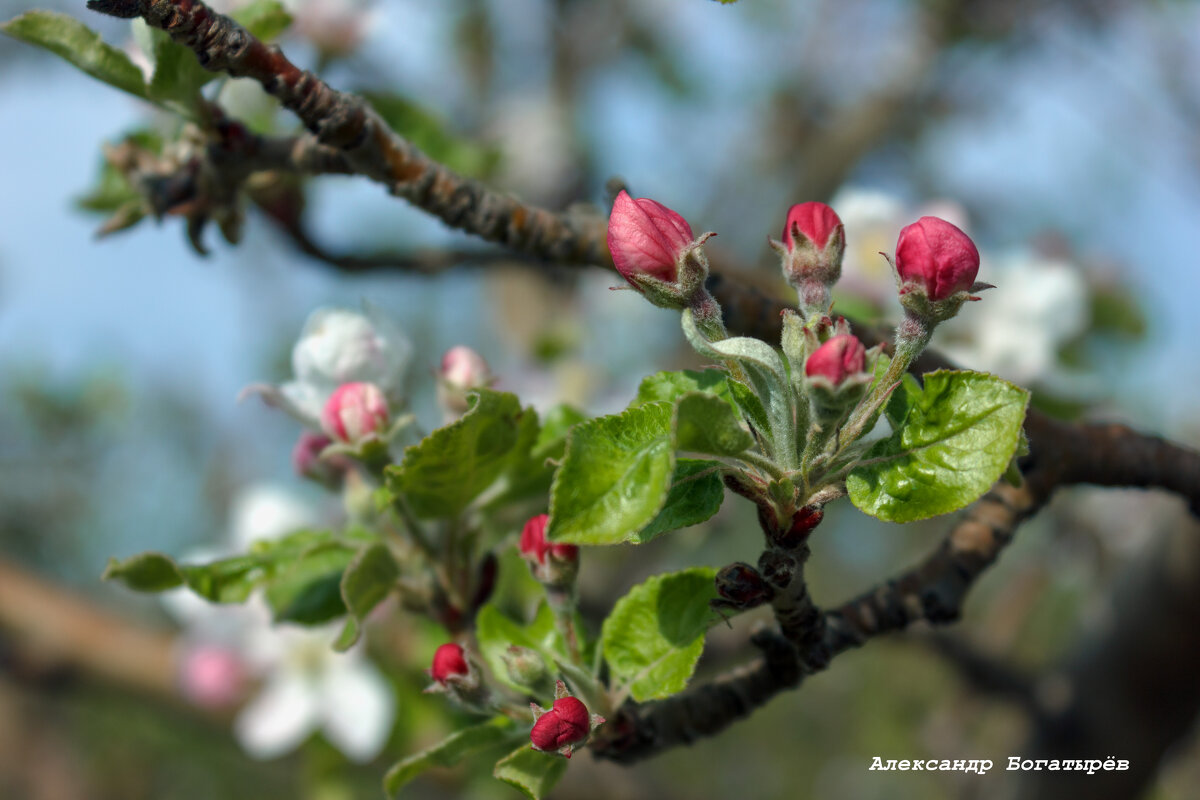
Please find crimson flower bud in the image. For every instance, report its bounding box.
[320,381,389,443]
[606,190,716,312]
[805,335,867,387]
[429,643,470,685]
[520,514,579,566]
[895,216,980,302]
[783,201,842,252]
[529,685,604,759]
[773,201,845,313]
[607,190,694,283]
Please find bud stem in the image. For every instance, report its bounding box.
[547,585,584,667]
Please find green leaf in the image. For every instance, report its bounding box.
[180,554,267,604]
[727,377,769,435]
[547,403,675,545]
[387,390,534,518]
[231,0,293,41]
[601,568,719,701]
[632,459,724,544]
[363,91,501,178]
[674,392,754,456]
[847,370,1030,522]
[532,404,586,456]
[2,12,148,99]
[264,541,358,624]
[142,23,212,108]
[103,552,184,592]
[634,369,732,408]
[475,603,558,693]
[334,543,399,650]
[384,717,516,797]
[493,745,569,800]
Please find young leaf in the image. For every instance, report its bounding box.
[632,459,724,544]
[493,745,569,800]
[264,541,358,624]
[387,390,534,518]
[634,369,733,408]
[363,91,501,178]
[145,25,212,108]
[601,568,719,701]
[231,0,293,41]
[384,717,516,797]
[1,12,148,99]
[846,370,1030,522]
[335,543,399,650]
[547,403,675,545]
[674,391,754,456]
[103,552,185,592]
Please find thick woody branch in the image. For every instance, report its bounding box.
[88,0,609,265]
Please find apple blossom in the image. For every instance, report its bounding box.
[321,381,390,443]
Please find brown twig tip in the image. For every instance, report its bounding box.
[87,0,142,18]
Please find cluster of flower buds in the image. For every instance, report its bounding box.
[519,514,579,588]
[529,681,605,759]
[436,345,493,419]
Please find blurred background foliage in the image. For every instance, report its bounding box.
[1,0,1199,798]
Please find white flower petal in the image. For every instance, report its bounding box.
[234,672,322,759]
[318,659,395,762]
[230,484,320,550]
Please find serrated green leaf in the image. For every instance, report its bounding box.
[264,541,357,624]
[103,552,185,592]
[231,0,292,40]
[547,403,675,545]
[387,390,533,518]
[493,745,569,800]
[601,568,719,701]
[846,370,1030,522]
[674,392,754,456]
[384,717,516,797]
[632,459,724,544]
[2,12,148,99]
[334,543,398,649]
[363,91,501,178]
[634,369,733,408]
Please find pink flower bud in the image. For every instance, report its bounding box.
[530,696,591,757]
[430,643,470,684]
[179,645,246,709]
[805,335,867,386]
[519,514,578,565]
[292,431,333,477]
[607,190,694,284]
[783,201,842,251]
[440,346,492,391]
[320,381,389,443]
[895,216,980,302]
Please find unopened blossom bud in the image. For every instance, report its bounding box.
[429,643,470,685]
[606,190,717,313]
[895,216,981,303]
[500,645,551,691]
[291,431,340,486]
[179,644,246,709]
[529,683,605,758]
[437,346,493,418]
[805,335,867,387]
[520,514,580,589]
[772,201,845,314]
[320,382,389,443]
